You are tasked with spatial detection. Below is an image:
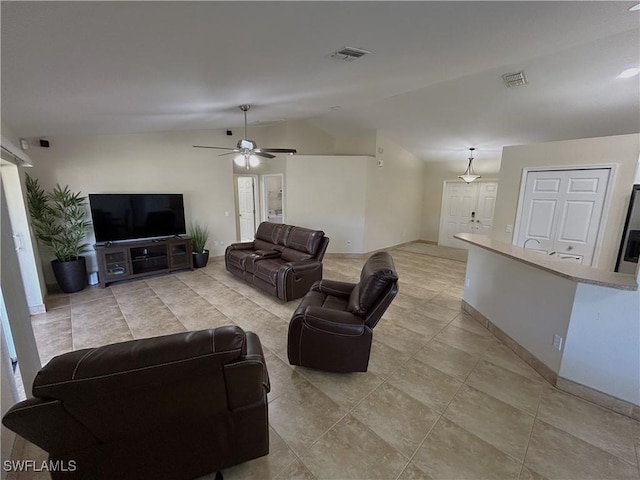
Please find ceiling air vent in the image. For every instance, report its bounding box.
[331,46,371,61]
[502,71,528,88]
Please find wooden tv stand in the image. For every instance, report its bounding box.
[94,237,193,288]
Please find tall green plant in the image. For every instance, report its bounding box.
[189,222,209,253]
[25,174,92,262]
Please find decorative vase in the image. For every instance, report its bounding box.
[193,250,210,268]
[51,256,87,293]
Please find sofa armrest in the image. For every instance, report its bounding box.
[285,259,322,273]
[223,331,270,411]
[303,306,365,336]
[2,397,97,454]
[227,242,255,251]
[314,279,356,298]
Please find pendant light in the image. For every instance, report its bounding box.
[458,148,481,183]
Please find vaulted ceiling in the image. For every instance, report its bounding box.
[2,1,638,163]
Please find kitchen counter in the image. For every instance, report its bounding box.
[454,233,637,291]
[455,232,640,417]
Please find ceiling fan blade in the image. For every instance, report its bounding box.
[193,145,236,150]
[257,148,297,154]
[218,151,238,156]
[255,151,276,159]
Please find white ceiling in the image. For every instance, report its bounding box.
[2,1,639,163]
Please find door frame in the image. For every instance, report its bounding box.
[261,173,285,223]
[512,164,617,267]
[438,178,499,247]
[234,174,259,241]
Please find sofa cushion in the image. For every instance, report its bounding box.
[347,252,398,316]
[255,222,282,243]
[254,239,275,251]
[280,248,313,263]
[284,227,325,256]
[254,258,287,286]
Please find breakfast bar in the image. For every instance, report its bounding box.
[455,233,639,419]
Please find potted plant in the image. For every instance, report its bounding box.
[189,222,210,268]
[26,174,92,293]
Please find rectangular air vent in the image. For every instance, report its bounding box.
[331,46,371,61]
[502,71,528,87]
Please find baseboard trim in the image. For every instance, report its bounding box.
[324,239,429,259]
[461,299,639,420]
[461,300,558,385]
[28,304,46,315]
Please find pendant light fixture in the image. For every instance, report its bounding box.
[458,148,481,183]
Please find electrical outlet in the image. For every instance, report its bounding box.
[505,224,513,233]
[465,278,470,287]
[552,334,563,351]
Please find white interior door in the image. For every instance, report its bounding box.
[516,168,610,265]
[439,181,499,248]
[237,176,257,241]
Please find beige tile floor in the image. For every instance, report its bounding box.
[10,247,640,480]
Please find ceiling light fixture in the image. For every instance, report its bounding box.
[618,67,640,78]
[234,153,260,170]
[458,148,481,184]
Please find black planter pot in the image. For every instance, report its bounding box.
[193,250,210,268]
[51,256,87,293]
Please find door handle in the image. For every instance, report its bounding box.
[566,245,573,251]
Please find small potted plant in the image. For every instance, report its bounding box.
[26,174,92,293]
[189,222,210,268]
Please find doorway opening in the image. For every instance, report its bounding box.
[262,174,284,224]
[235,175,258,241]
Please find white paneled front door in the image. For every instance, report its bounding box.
[516,168,610,265]
[439,181,499,248]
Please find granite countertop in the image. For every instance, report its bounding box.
[454,233,638,291]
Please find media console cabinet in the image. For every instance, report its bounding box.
[94,237,193,288]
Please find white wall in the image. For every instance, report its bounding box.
[463,246,576,373]
[364,133,425,252]
[561,282,640,405]
[285,155,370,254]
[493,134,640,270]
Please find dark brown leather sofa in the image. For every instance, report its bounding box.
[287,251,399,372]
[225,222,329,302]
[2,326,270,480]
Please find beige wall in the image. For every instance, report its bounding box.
[420,158,502,242]
[26,129,238,279]
[364,133,425,252]
[285,155,370,254]
[493,134,640,270]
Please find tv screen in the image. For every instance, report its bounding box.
[89,194,186,243]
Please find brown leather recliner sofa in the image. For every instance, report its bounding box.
[225,222,329,302]
[2,326,270,480]
[287,251,399,373]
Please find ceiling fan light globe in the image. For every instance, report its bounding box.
[249,155,260,167]
[234,155,246,167]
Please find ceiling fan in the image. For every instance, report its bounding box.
[193,105,297,169]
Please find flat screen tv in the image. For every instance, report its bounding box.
[89,193,186,243]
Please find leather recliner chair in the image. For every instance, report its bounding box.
[2,326,270,480]
[287,251,399,372]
